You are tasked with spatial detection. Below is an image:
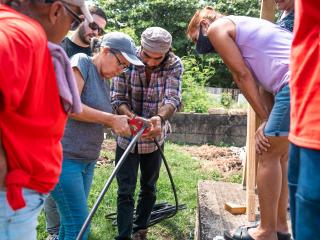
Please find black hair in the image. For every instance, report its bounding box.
[89,5,107,22]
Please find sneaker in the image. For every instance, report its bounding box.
[46,234,59,240]
[132,229,148,240]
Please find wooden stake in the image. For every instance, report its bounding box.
[260,0,276,22]
[246,107,257,221]
[245,0,275,222]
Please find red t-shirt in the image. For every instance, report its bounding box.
[0,5,66,210]
[289,0,320,150]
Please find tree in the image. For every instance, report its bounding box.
[208,0,260,17]
[98,0,261,88]
[193,0,261,87]
[99,0,201,56]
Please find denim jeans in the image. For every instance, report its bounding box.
[264,83,290,136]
[288,143,320,240]
[115,144,163,240]
[51,159,96,240]
[44,193,60,235]
[0,188,46,240]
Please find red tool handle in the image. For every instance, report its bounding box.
[128,117,151,135]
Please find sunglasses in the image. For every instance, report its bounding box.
[44,0,83,30]
[63,4,81,22]
[58,1,104,35]
[88,22,105,36]
[109,49,130,73]
[44,0,84,30]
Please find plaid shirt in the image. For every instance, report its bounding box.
[111,50,183,154]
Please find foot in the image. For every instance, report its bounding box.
[224,226,256,240]
[247,226,277,240]
[132,229,148,240]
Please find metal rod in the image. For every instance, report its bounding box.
[76,127,146,240]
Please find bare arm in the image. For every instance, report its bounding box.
[157,104,175,121]
[117,104,135,118]
[69,68,116,126]
[207,19,269,121]
[70,68,131,136]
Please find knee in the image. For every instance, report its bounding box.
[117,183,135,199]
[140,184,156,196]
[118,182,136,196]
[267,136,289,155]
[117,193,135,207]
[139,178,157,199]
[64,225,89,240]
[259,140,288,164]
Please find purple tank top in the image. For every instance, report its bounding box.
[225,16,292,94]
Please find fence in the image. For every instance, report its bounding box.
[205,87,241,100]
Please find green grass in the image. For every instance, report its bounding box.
[37,142,235,240]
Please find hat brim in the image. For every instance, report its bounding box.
[80,5,93,23]
[121,52,144,66]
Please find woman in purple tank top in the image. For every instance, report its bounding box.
[187,6,292,240]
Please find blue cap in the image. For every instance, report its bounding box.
[100,32,144,66]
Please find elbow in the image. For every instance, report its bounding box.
[233,68,251,85]
[69,112,80,120]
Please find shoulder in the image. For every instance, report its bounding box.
[60,37,70,47]
[0,6,48,70]
[0,6,47,52]
[163,52,183,71]
[207,17,237,42]
[71,53,92,66]
[278,11,294,32]
[208,16,237,35]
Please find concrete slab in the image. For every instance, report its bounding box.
[197,181,259,240]
[196,181,291,240]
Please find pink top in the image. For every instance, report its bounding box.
[226,15,292,94]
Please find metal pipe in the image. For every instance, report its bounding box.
[76,127,146,240]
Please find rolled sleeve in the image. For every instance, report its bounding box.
[111,74,130,112]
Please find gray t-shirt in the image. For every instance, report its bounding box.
[62,53,112,161]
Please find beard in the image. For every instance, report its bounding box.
[78,25,91,45]
[145,65,158,70]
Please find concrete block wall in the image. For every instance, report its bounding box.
[168,112,247,147]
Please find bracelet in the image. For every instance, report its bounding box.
[155,114,165,126]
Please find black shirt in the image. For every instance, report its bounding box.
[60,37,92,58]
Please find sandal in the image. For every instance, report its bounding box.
[223,225,291,240]
[241,223,292,240]
[224,225,256,240]
[277,232,292,240]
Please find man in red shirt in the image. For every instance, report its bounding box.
[0,0,92,239]
[288,0,320,239]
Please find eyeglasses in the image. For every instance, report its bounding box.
[61,1,83,25]
[109,49,130,72]
[60,1,104,35]
[44,0,84,29]
[88,22,105,36]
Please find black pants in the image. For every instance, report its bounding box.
[115,144,163,240]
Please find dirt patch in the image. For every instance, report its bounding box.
[180,145,244,176]
[97,139,116,167]
[97,139,244,177]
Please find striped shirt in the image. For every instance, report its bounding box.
[111,50,183,154]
